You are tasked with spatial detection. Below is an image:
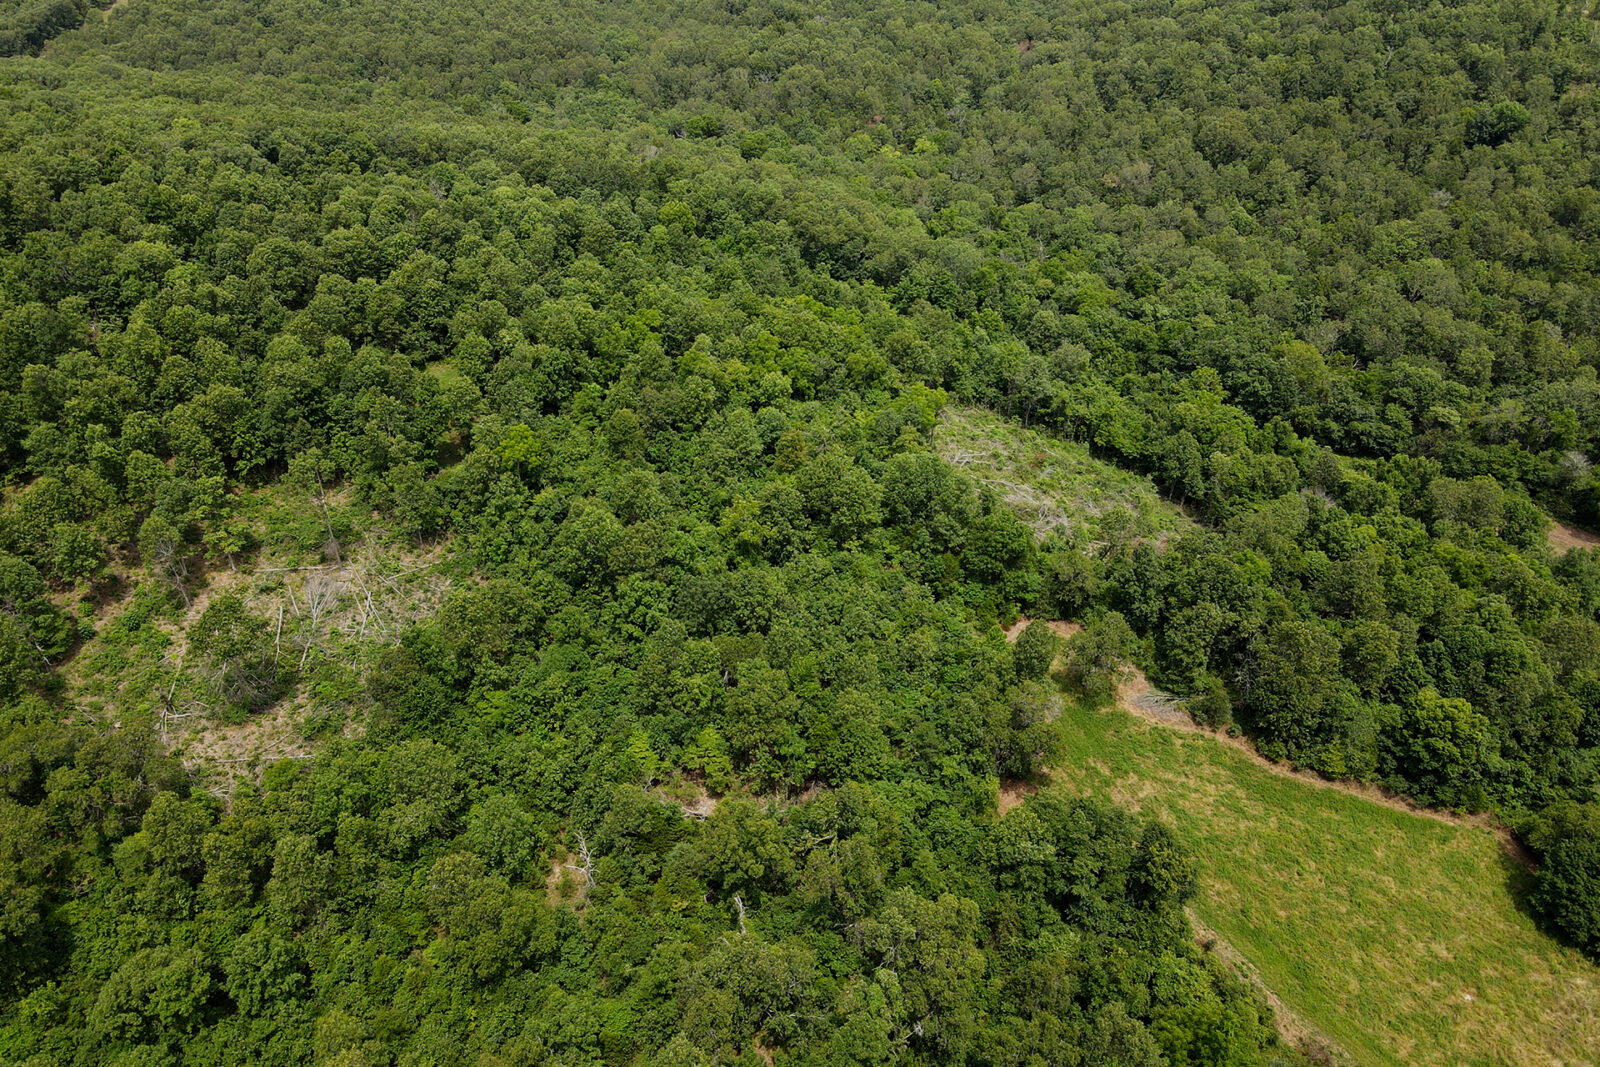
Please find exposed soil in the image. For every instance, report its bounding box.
[1548,521,1600,553]
[1114,665,1193,730]
[545,853,581,909]
[997,778,1038,815]
[1000,617,1082,643]
[657,778,719,820]
[173,539,448,728]
[57,523,457,801]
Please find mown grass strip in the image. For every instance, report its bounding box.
[1047,700,1600,1067]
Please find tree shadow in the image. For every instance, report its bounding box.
[1496,843,1596,963]
[1498,845,1541,925]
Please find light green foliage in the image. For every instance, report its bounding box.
[136,516,190,605]
[861,890,987,1058]
[681,726,734,794]
[935,408,1189,549]
[221,925,304,1016]
[1245,620,1349,762]
[463,793,543,876]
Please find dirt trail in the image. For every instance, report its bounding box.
[1115,665,1456,823]
[1001,617,1082,642]
[1110,666,1534,867]
[1549,521,1600,553]
[997,622,1533,864]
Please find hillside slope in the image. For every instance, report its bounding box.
[3,0,1600,1062]
[1045,698,1600,1066]
[936,406,1193,549]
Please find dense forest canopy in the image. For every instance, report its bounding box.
[2,0,1600,1064]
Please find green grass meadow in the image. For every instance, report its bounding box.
[935,406,1192,545]
[1045,701,1600,1066]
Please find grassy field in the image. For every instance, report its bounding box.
[935,406,1192,546]
[1044,700,1600,1066]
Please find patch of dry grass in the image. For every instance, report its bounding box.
[61,484,458,790]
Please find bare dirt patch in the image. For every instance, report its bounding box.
[657,777,719,820]
[1115,665,1193,730]
[1548,521,1600,553]
[1001,617,1082,643]
[998,778,1039,815]
[150,563,253,665]
[545,852,583,909]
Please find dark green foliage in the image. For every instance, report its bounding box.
[1464,101,1531,148]
[0,715,1267,1066]
[1012,620,1059,682]
[1190,673,1234,731]
[0,0,1597,1057]
[0,0,109,57]
[1065,612,1134,701]
[1532,832,1600,953]
[0,552,72,695]
[1131,821,1198,913]
[1526,803,1600,956]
